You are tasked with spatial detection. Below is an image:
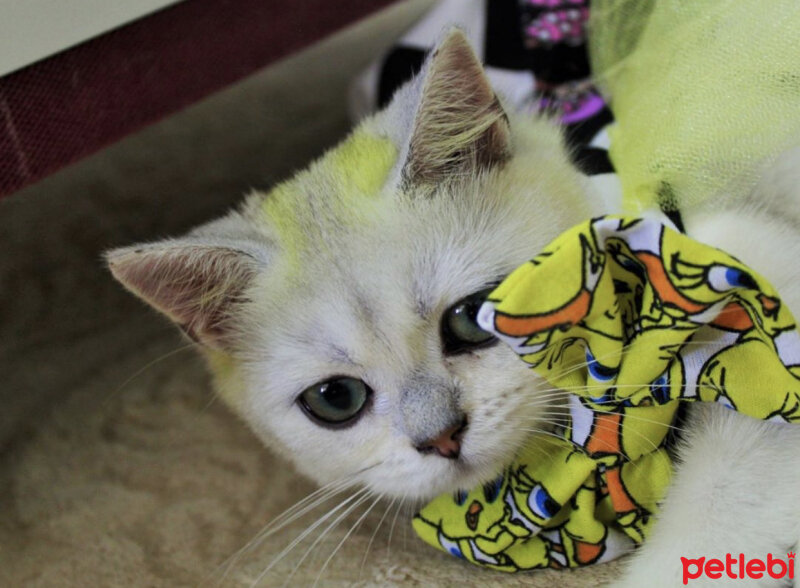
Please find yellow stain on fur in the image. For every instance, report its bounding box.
[205,349,243,406]
[261,130,396,262]
[327,130,396,196]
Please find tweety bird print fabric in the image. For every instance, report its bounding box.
[413,216,800,571]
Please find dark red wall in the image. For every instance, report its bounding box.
[0,0,394,199]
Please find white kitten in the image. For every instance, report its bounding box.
[107,31,800,586]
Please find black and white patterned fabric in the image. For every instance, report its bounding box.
[349,0,614,177]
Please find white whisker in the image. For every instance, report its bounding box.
[249,487,370,587]
[279,489,374,588]
[359,496,396,578]
[206,477,354,586]
[387,492,406,554]
[312,493,383,587]
[103,343,195,405]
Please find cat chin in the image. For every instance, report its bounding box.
[355,456,507,502]
[349,430,528,501]
[356,395,557,500]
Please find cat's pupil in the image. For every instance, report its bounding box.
[321,382,354,410]
[454,300,479,326]
[441,287,497,354]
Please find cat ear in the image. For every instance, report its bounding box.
[402,29,511,185]
[106,240,262,350]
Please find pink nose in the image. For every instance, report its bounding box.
[416,419,467,459]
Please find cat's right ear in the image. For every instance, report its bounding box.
[106,240,263,351]
[400,29,511,186]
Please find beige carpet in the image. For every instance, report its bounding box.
[0,2,623,585]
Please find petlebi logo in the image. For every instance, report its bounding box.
[681,552,795,584]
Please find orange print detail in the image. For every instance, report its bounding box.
[711,301,754,331]
[585,411,622,456]
[637,252,706,313]
[494,289,592,337]
[574,540,604,565]
[605,466,638,514]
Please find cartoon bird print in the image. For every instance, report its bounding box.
[585,217,800,415]
[694,333,800,421]
[417,216,800,572]
[653,227,800,419]
[592,219,709,334]
[506,453,639,567]
[413,473,540,571]
[501,455,596,569]
[413,435,622,571]
[637,222,779,332]
[493,233,603,339]
[480,231,605,360]
[563,390,675,543]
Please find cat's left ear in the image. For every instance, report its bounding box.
[106,240,263,351]
[402,29,511,185]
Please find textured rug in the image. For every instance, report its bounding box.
[0,2,622,585]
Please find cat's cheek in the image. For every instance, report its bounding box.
[448,349,555,472]
[247,400,397,486]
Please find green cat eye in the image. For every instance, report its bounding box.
[441,287,497,354]
[298,377,372,428]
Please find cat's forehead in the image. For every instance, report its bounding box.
[315,186,517,302]
[247,116,589,369]
[255,127,397,259]
[254,196,513,378]
[253,125,521,301]
[279,212,495,334]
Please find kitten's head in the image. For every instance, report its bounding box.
[107,31,591,500]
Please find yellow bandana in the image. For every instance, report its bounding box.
[413,216,800,571]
